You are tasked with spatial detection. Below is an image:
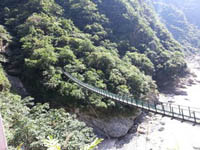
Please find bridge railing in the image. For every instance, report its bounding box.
[63,71,200,124]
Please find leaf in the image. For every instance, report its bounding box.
[83,138,103,150]
[17,143,24,150]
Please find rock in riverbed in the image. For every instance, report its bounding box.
[174,89,188,95]
[158,127,165,132]
[79,110,142,138]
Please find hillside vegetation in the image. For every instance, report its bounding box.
[0,65,96,149]
[151,0,200,52]
[0,0,187,109]
[0,0,190,149]
[152,0,200,29]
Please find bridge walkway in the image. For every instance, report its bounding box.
[63,71,200,124]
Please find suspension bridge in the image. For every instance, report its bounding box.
[63,71,200,125]
[1,71,200,149]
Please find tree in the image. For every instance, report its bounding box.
[0,25,11,52]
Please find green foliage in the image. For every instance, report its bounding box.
[0,65,10,91]
[123,52,155,75]
[42,136,61,150]
[0,25,11,55]
[42,136,103,150]
[25,46,58,70]
[0,92,96,150]
[152,0,200,52]
[0,0,187,109]
[0,1,190,148]
[82,138,103,150]
[25,0,63,15]
[0,25,11,41]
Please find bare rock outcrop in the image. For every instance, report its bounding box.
[6,75,28,97]
[79,110,142,138]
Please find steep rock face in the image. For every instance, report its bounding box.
[79,110,141,138]
[6,75,28,97]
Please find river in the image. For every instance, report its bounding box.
[100,55,200,150]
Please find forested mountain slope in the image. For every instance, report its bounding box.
[0,71,96,150]
[152,0,200,28]
[0,0,187,110]
[0,0,191,149]
[0,25,96,150]
[151,0,200,52]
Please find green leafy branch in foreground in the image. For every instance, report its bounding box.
[42,136,103,150]
[17,136,103,150]
[0,92,96,150]
[82,138,103,150]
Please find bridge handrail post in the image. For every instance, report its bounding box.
[147,101,150,111]
[112,93,115,99]
[130,97,132,103]
[125,96,128,103]
[125,95,127,104]
[109,92,111,99]
[121,95,123,102]
[130,97,133,104]
[127,96,129,104]
[106,91,108,97]
[126,96,129,104]
[135,99,138,106]
[172,107,174,118]
[193,111,197,123]
[188,107,191,117]
[169,104,172,112]
[141,101,144,110]
[118,95,121,102]
[178,105,181,114]
[121,94,126,103]
[162,104,165,115]
[181,109,184,121]
[154,101,157,113]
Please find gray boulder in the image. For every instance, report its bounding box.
[79,110,141,138]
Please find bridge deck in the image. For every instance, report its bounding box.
[63,71,200,124]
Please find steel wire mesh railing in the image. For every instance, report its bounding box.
[63,71,200,124]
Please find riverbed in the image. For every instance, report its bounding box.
[99,55,200,150]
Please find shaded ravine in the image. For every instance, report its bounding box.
[99,55,200,150]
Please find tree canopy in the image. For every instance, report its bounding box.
[0,0,187,110]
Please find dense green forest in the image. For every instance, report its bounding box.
[151,0,200,52]
[151,0,200,29]
[0,0,187,107]
[0,63,96,149]
[0,0,189,149]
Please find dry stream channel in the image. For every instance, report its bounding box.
[100,55,200,150]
